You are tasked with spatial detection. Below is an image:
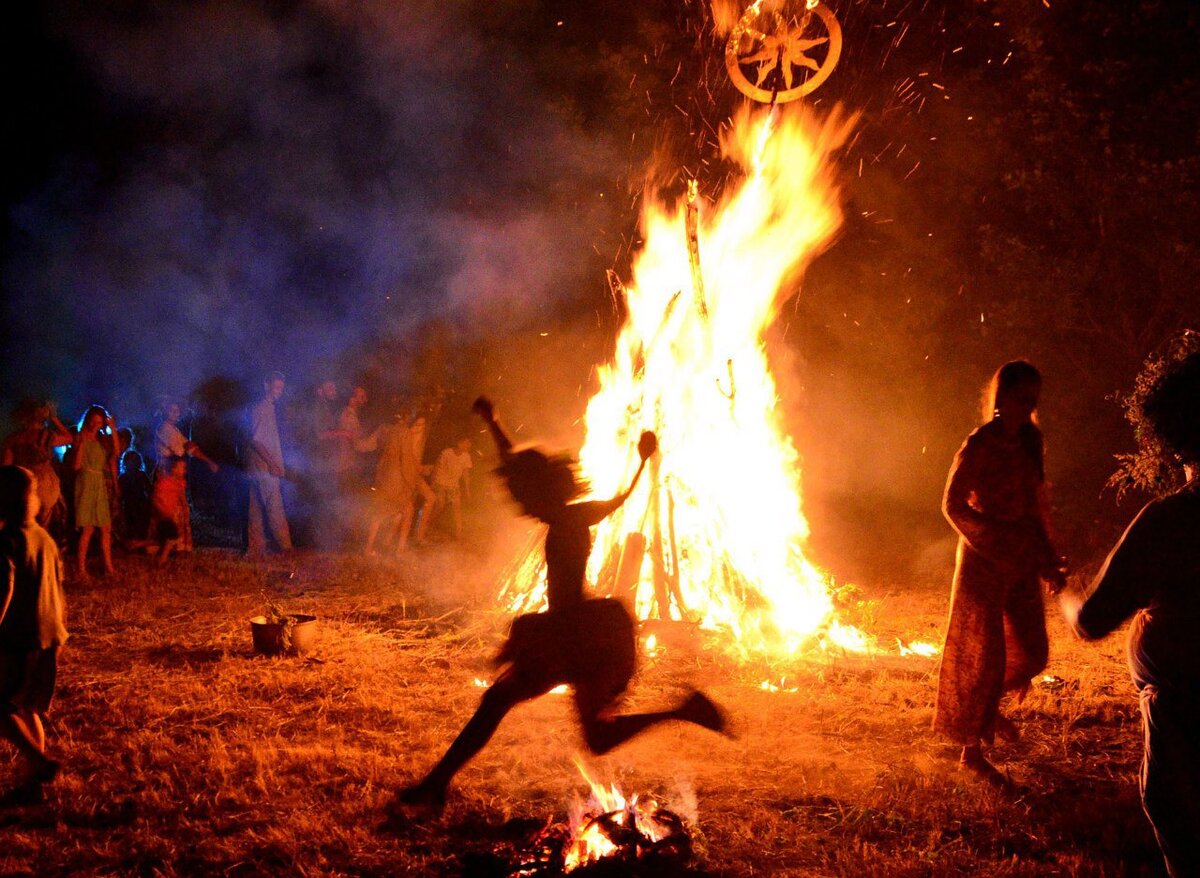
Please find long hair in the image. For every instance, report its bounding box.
[77,404,111,434]
[982,360,1044,480]
[497,448,587,521]
[981,360,1042,422]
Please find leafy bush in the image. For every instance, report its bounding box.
[1108,330,1200,499]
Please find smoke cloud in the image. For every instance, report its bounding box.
[3,0,626,422]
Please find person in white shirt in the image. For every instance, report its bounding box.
[424,438,473,541]
[243,372,292,556]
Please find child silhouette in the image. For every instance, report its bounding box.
[398,397,726,809]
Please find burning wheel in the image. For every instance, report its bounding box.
[725,0,842,103]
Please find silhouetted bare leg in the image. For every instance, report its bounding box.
[100,527,114,575]
[400,671,548,805]
[577,689,727,755]
[364,515,392,555]
[76,526,94,578]
[394,501,415,555]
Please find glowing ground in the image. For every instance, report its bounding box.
[0,547,1160,876]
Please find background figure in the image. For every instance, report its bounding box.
[933,361,1065,784]
[118,450,152,543]
[1,400,72,532]
[1061,343,1200,878]
[399,398,725,808]
[115,427,134,459]
[69,405,120,578]
[362,412,428,556]
[404,415,434,549]
[153,400,219,552]
[299,379,342,549]
[149,456,189,564]
[0,466,67,804]
[243,372,292,556]
[425,437,473,541]
[329,385,368,549]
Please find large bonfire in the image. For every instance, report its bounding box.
[500,103,872,656]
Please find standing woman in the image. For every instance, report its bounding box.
[69,405,120,578]
[1,400,73,529]
[934,361,1065,782]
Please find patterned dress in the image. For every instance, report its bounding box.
[933,419,1054,745]
[74,439,112,528]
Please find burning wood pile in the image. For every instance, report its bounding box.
[498,101,880,659]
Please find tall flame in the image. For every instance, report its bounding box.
[502,105,866,655]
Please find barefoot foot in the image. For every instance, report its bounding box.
[389,780,447,816]
[995,714,1020,743]
[678,690,729,736]
[33,759,61,785]
[960,747,1007,788]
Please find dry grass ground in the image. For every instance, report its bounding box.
[0,539,1165,877]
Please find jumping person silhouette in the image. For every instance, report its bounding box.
[397,397,727,808]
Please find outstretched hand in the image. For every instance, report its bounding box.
[637,430,658,461]
[471,396,495,422]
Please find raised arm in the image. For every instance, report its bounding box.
[575,431,657,525]
[472,397,514,462]
[615,431,656,505]
[69,434,84,472]
[46,410,73,448]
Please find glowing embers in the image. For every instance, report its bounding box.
[498,764,693,875]
[561,774,689,873]
[501,105,871,658]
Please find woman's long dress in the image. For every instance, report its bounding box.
[933,419,1053,745]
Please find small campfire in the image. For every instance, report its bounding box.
[484,765,693,876]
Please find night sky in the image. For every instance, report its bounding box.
[4,0,1199,576]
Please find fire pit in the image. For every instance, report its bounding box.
[469,771,695,876]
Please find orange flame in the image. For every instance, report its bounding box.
[562,761,679,872]
[502,105,882,656]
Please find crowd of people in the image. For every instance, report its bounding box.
[0,371,477,578]
[1,349,1198,874]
